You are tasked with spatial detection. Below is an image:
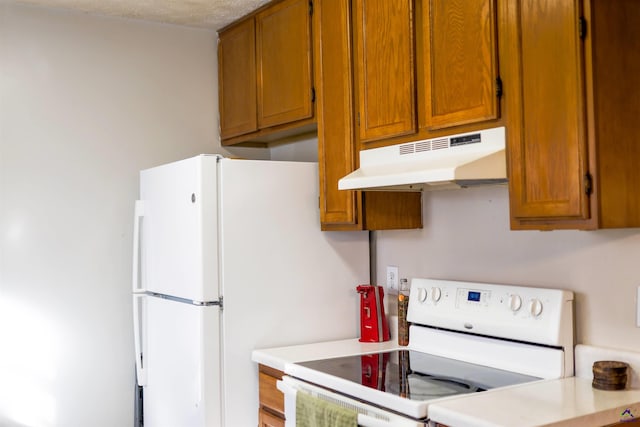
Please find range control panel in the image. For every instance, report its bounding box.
[407,278,574,347]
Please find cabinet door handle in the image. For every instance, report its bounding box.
[584,173,593,195]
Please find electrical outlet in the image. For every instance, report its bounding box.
[386,266,399,293]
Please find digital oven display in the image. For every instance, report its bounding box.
[467,291,481,302]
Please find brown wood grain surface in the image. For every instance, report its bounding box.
[506,0,640,229]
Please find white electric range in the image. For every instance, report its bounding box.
[278,278,575,426]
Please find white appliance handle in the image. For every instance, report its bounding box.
[133,294,147,386]
[197,314,203,404]
[357,414,397,427]
[132,200,146,293]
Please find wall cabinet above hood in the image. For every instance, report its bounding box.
[353,0,501,150]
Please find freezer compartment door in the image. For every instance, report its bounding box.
[139,155,219,301]
[142,295,222,427]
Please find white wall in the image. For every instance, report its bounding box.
[377,185,640,352]
[269,133,318,162]
[0,2,265,426]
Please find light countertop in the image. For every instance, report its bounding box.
[251,337,401,372]
[252,315,402,371]
[428,376,640,427]
[429,344,640,427]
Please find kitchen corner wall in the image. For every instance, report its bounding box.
[0,2,264,426]
[377,186,640,353]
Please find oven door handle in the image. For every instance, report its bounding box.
[358,414,407,427]
[277,380,418,427]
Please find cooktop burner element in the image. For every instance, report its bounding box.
[296,349,539,402]
[396,373,481,399]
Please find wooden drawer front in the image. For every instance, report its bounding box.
[259,371,284,415]
[259,408,285,427]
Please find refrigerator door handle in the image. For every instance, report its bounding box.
[133,294,147,386]
[197,330,202,404]
[132,200,146,293]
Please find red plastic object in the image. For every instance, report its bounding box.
[356,284,390,343]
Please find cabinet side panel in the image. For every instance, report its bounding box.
[591,0,640,228]
[218,159,369,426]
[315,0,361,228]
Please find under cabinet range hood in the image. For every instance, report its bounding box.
[338,127,507,191]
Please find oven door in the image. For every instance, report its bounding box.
[277,376,427,427]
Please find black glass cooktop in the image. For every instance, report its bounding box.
[297,350,540,401]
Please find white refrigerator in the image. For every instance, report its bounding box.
[132,155,369,427]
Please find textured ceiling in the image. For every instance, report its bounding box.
[11,0,271,30]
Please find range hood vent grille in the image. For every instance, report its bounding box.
[432,138,449,150]
[400,138,450,156]
[399,144,415,155]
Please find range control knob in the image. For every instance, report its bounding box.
[508,294,522,312]
[430,287,442,302]
[529,299,543,317]
[417,287,428,302]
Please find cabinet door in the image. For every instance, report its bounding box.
[421,0,499,130]
[505,0,590,225]
[218,18,257,139]
[256,0,313,128]
[354,0,417,144]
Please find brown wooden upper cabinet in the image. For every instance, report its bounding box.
[421,0,499,130]
[218,0,315,145]
[353,0,417,144]
[314,0,422,231]
[353,0,501,150]
[503,0,640,230]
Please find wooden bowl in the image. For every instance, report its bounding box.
[592,360,629,391]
